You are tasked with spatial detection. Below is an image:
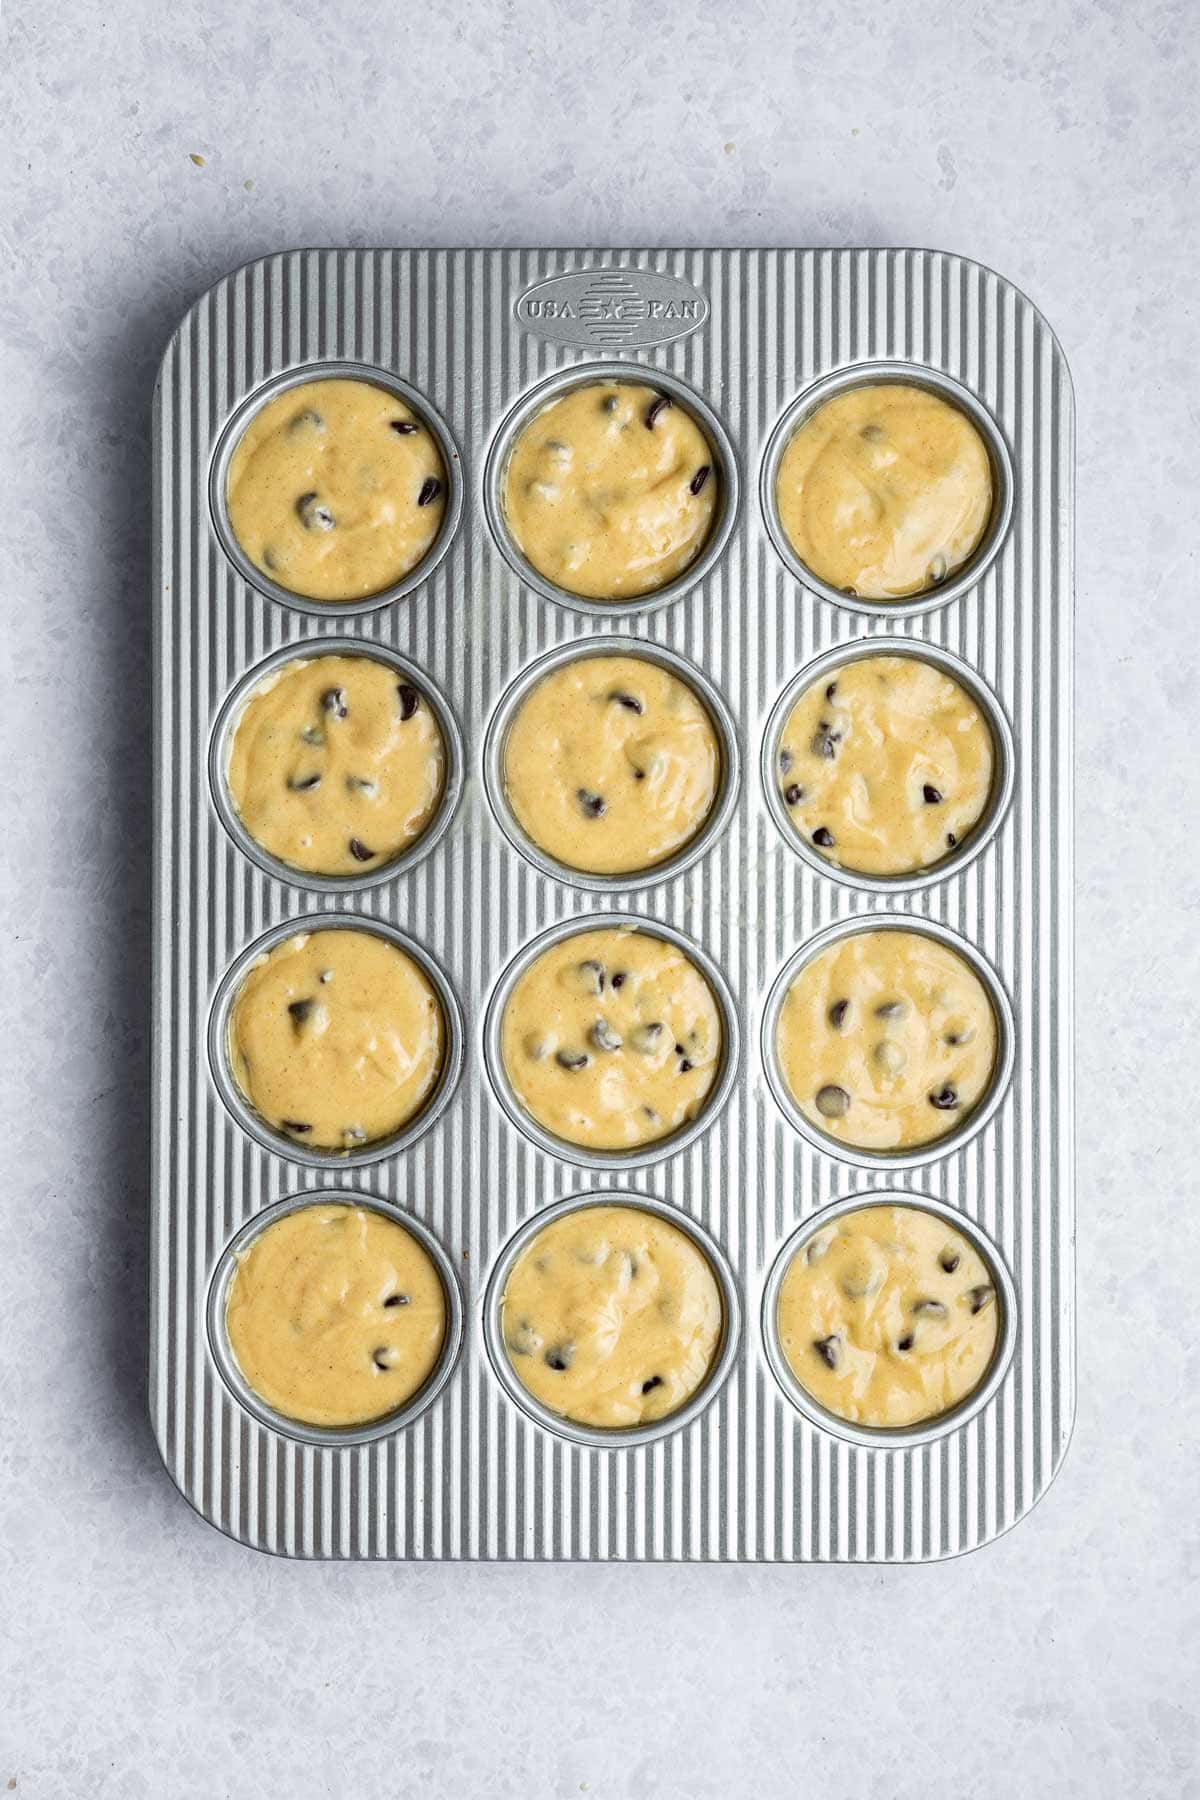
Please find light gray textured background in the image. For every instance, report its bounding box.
[2,1,1197,1795]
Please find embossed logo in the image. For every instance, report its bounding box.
[515,267,710,350]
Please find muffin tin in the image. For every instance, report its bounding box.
[150,247,1075,1561]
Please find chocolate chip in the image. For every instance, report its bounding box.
[810,724,840,760]
[815,1084,850,1119]
[389,419,418,435]
[590,1019,622,1052]
[281,1120,312,1134]
[602,393,620,414]
[383,1292,410,1307]
[641,1375,664,1393]
[844,585,858,597]
[346,775,377,796]
[828,999,849,1029]
[287,999,313,1028]
[947,832,958,849]
[288,408,324,435]
[577,959,605,995]
[397,683,421,720]
[296,492,335,532]
[261,547,280,571]
[813,1335,841,1370]
[319,969,333,984]
[642,1104,659,1123]
[939,1250,961,1274]
[632,767,645,781]
[506,1321,537,1356]
[608,690,644,714]
[678,1058,693,1073]
[784,783,805,807]
[912,1298,948,1318]
[611,971,626,989]
[860,423,883,443]
[689,463,711,495]
[896,1333,915,1352]
[645,394,672,428]
[779,747,794,774]
[929,1085,960,1110]
[417,476,442,507]
[923,784,944,805]
[348,838,375,862]
[928,553,949,586]
[628,1023,664,1053]
[555,1048,589,1071]
[874,1000,906,1019]
[674,1044,685,1056]
[812,827,835,849]
[966,1284,995,1315]
[287,772,321,792]
[577,787,606,819]
[825,681,838,701]
[321,687,348,718]
[544,1344,574,1372]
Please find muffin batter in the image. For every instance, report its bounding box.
[776,929,997,1151]
[775,654,994,875]
[226,1204,446,1427]
[500,926,722,1151]
[228,928,444,1151]
[227,654,445,876]
[775,383,993,599]
[503,654,720,874]
[500,1204,723,1428]
[502,381,718,600]
[777,1204,999,1428]
[226,377,447,601]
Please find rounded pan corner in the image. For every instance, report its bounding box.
[903,245,1078,406]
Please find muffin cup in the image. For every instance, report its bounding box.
[208,360,464,618]
[208,912,465,1167]
[759,360,1014,618]
[760,1188,1017,1449]
[208,638,464,892]
[483,634,741,892]
[482,1189,741,1450]
[761,636,1015,893]
[482,912,741,1170]
[207,1188,464,1448]
[482,360,740,618]
[760,913,1015,1171]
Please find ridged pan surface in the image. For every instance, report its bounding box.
[150,248,1074,1560]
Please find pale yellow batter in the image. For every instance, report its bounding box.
[775,383,993,600]
[500,1204,723,1428]
[228,928,444,1151]
[503,654,720,874]
[226,1204,446,1427]
[226,377,447,601]
[500,926,722,1151]
[776,929,997,1151]
[777,1204,999,1428]
[776,654,994,875]
[227,655,445,876]
[502,381,718,600]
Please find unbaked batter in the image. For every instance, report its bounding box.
[227,654,445,876]
[500,1204,723,1428]
[776,928,996,1151]
[502,381,718,600]
[777,1204,999,1428]
[775,383,993,600]
[503,654,720,874]
[500,926,722,1151]
[226,1203,446,1427]
[775,654,994,875]
[226,377,447,601]
[228,928,444,1151]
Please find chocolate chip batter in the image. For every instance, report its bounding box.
[226,377,446,601]
[228,928,444,1151]
[776,929,996,1151]
[775,383,993,600]
[227,654,445,876]
[502,653,720,875]
[777,1204,999,1428]
[501,1204,723,1428]
[502,381,717,600]
[775,654,994,875]
[500,926,722,1151]
[226,1204,446,1427]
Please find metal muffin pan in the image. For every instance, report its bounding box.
[151,247,1074,1561]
